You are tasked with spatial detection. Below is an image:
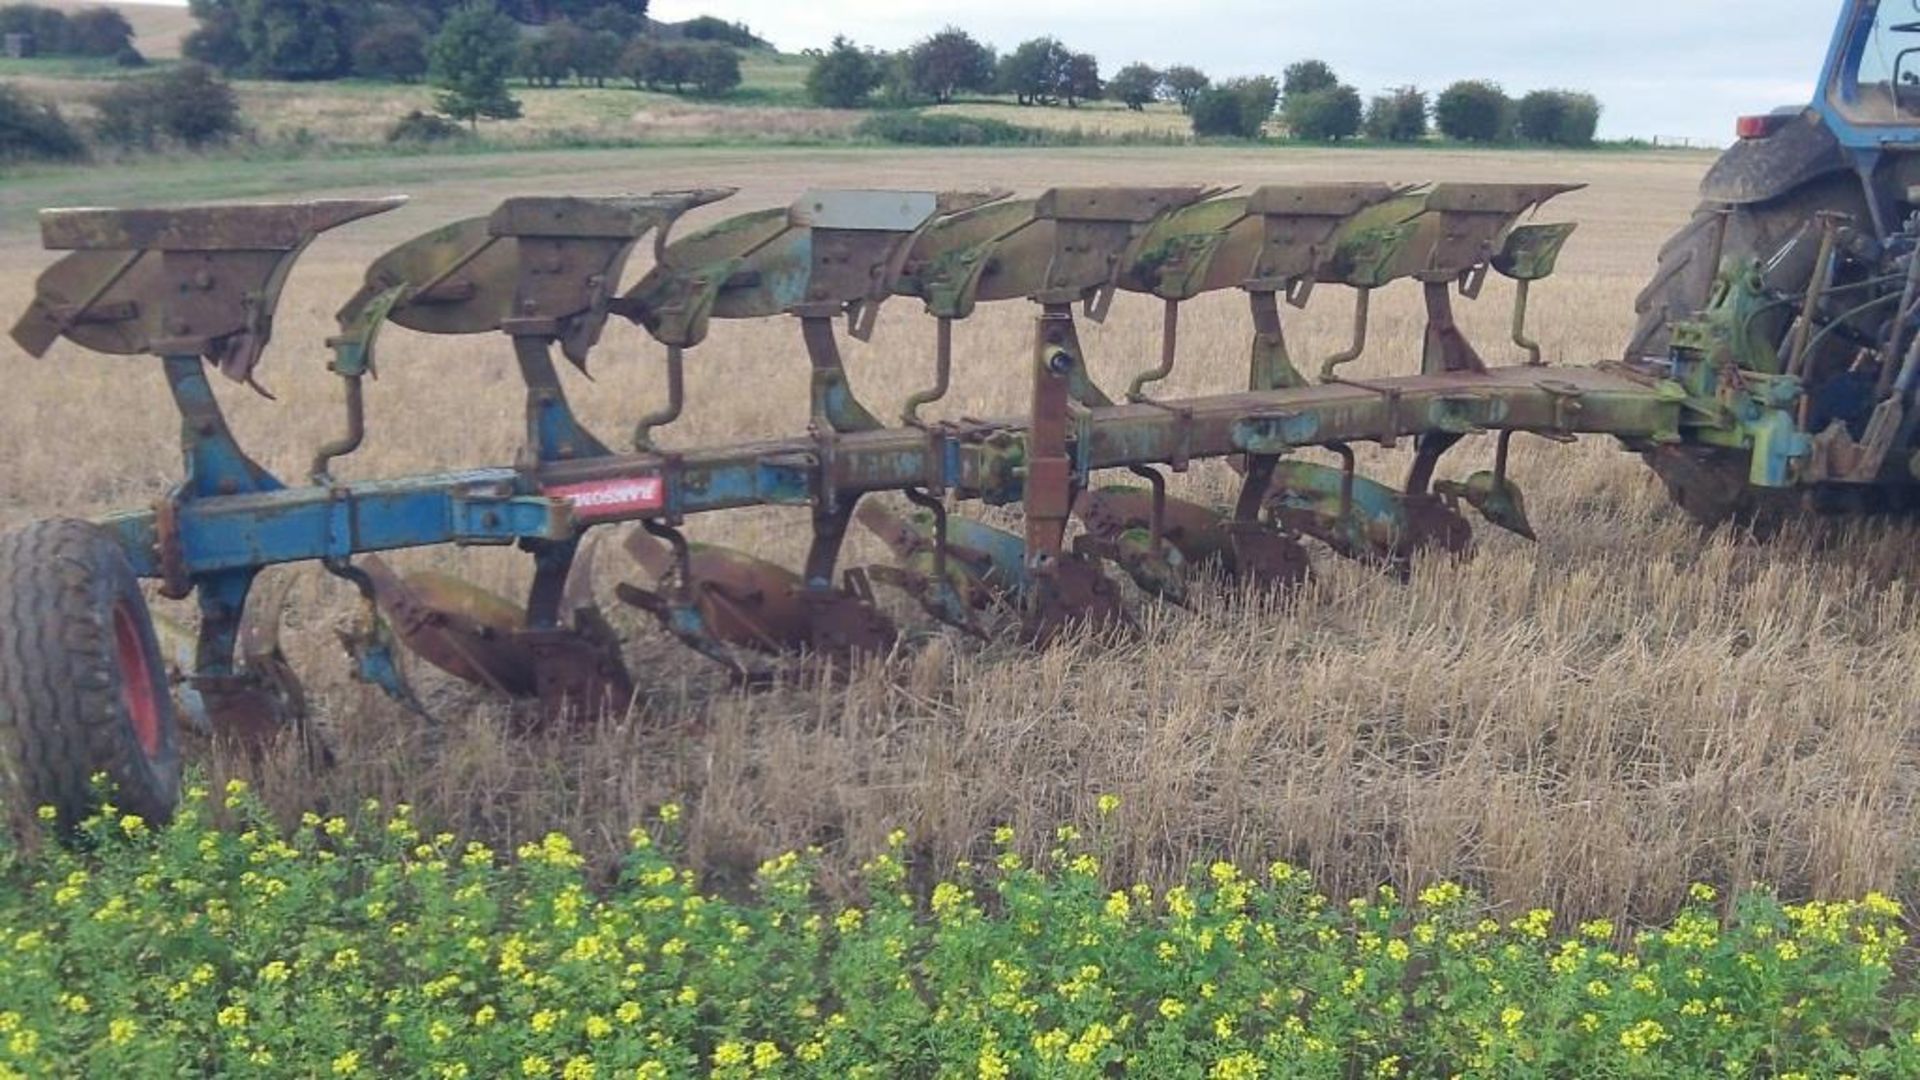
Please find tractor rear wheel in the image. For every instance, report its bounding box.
[0,519,181,832]
[1625,176,1871,526]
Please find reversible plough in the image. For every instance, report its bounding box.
[1,180,1848,761]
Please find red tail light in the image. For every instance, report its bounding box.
[1736,114,1788,139]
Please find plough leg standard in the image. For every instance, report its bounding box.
[4,179,1894,824]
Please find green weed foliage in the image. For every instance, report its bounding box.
[1,783,1917,1077]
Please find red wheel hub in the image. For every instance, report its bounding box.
[112,601,162,760]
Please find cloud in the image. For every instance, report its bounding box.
[651,0,1838,141]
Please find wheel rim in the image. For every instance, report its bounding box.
[112,601,163,760]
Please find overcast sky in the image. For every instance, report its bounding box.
[652,0,1839,143]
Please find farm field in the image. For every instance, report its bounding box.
[6,140,1918,939]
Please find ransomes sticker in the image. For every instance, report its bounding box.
[547,476,664,520]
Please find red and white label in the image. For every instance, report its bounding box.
[546,476,664,521]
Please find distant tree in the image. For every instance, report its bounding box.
[182,0,248,71]
[0,83,85,162]
[1160,64,1209,114]
[578,4,643,39]
[429,5,521,128]
[351,10,428,82]
[1107,62,1160,111]
[1281,59,1337,98]
[905,26,992,104]
[1061,50,1100,107]
[617,37,652,87]
[687,41,739,96]
[1516,88,1600,146]
[573,27,622,85]
[647,40,697,90]
[94,62,241,148]
[0,5,72,54]
[1557,91,1601,146]
[237,0,353,79]
[866,47,913,107]
[1190,75,1276,139]
[64,6,132,57]
[1279,59,1358,141]
[679,14,762,49]
[1364,85,1427,142]
[515,26,574,86]
[996,35,1070,106]
[1286,85,1361,140]
[805,35,881,108]
[1435,79,1509,142]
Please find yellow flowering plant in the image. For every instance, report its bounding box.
[1,782,1917,1077]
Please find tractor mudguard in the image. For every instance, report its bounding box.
[1699,110,1850,207]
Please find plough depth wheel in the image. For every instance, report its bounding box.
[0,520,182,830]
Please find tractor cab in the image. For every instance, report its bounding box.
[1824,0,1920,130]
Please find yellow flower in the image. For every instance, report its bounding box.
[633,1065,668,1080]
[216,1005,248,1029]
[616,1001,642,1025]
[1619,1019,1668,1054]
[531,1009,558,1034]
[1104,891,1132,921]
[584,1015,612,1039]
[1209,1051,1265,1079]
[977,1040,1010,1080]
[474,1005,497,1027]
[752,1042,784,1069]
[258,960,289,984]
[992,826,1015,846]
[1159,998,1187,1020]
[1097,793,1120,816]
[561,1057,596,1080]
[712,1042,748,1067]
[931,882,968,918]
[1031,1028,1070,1060]
[332,1050,361,1076]
[118,814,146,836]
[1386,939,1410,962]
[1501,1006,1525,1031]
[521,1056,551,1078]
[1688,883,1717,903]
[108,1018,137,1046]
[658,803,683,824]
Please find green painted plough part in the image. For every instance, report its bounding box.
[3,180,1850,759]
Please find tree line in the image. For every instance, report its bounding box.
[798,27,1602,147]
[0,3,140,63]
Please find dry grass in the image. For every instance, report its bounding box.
[10,143,1909,926]
[928,100,1195,139]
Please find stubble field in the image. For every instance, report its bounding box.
[4,143,1915,926]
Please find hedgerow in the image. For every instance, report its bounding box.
[1,783,1917,1077]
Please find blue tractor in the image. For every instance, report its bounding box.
[1629,0,1920,520]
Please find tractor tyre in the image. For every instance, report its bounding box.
[0,519,182,832]
[1625,175,1871,527]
